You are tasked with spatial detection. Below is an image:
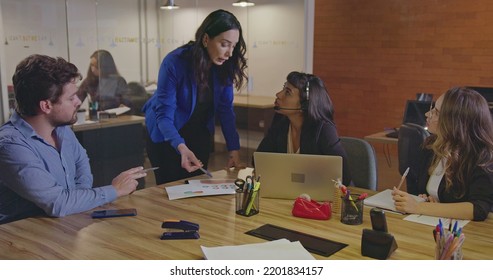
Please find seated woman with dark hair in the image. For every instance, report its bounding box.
[255,71,351,186]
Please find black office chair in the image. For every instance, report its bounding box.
[340,137,378,191]
[397,123,430,195]
[123,82,149,116]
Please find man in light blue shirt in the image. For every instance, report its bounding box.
[0,54,146,224]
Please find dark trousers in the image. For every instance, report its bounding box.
[146,128,211,185]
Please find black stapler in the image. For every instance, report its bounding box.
[160,220,200,240]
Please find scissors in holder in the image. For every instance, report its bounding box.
[235,178,245,191]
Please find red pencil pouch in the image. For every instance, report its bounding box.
[292,197,331,220]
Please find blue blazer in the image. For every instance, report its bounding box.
[143,45,240,151]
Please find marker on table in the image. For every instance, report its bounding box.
[199,166,213,178]
[396,167,410,190]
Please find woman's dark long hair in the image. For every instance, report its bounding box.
[286,71,334,123]
[190,9,247,93]
[80,50,120,94]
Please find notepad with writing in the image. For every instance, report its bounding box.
[365,189,426,214]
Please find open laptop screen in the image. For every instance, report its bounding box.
[253,152,342,202]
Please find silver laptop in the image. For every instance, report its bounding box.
[253,152,342,202]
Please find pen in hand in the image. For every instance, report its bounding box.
[199,166,213,178]
[396,167,410,190]
[140,167,159,173]
[130,167,159,195]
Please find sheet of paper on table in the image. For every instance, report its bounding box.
[404,214,470,227]
[165,179,236,200]
[104,106,131,115]
[201,238,315,260]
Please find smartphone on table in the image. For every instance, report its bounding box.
[370,208,388,232]
[91,208,137,218]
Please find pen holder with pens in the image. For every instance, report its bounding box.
[340,194,364,225]
[235,188,259,217]
[433,224,465,260]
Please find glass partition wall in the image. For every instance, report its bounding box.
[0,0,311,170]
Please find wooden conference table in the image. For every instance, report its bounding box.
[0,170,492,260]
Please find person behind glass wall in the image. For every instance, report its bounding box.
[142,9,247,185]
[392,87,493,221]
[77,49,128,110]
[255,71,352,186]
[0,54,146,224]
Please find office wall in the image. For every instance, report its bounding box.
[1,0,69,70]
[157,0,306,95]
[313,0,493,138]
[0,0,309,122]
[1,0,153,86]
[66,0,146,84]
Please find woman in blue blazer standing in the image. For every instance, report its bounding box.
[143,10,247,184]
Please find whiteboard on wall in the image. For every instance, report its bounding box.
[1,0,69,82]
[0,0,311,103]
[245,0,306,96]
[66,0,142,84]
[157,0,307,97]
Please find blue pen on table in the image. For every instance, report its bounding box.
[199,166,213,178]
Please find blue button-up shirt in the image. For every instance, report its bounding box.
[0,112,117,224]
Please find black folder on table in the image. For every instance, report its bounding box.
[246,224,347,257]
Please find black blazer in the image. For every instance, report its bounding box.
[255,114,352,186]
[412,147,493,221]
